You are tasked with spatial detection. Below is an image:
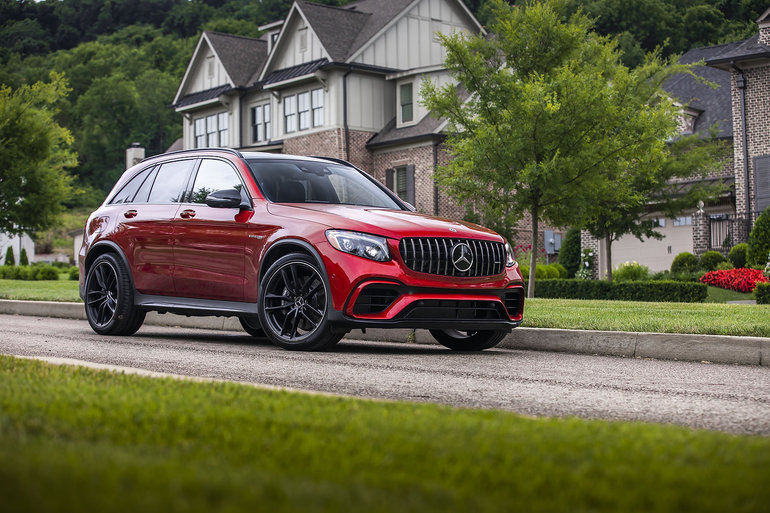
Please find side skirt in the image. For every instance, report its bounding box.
[134,292,258,317]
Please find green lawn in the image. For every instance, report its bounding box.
[1,355,767,513]
[1,279,768,336]
[705,285,754,303]
[524,297,769,337]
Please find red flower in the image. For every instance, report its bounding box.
[700,268,769,293]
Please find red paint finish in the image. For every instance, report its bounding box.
[80,150,525,331]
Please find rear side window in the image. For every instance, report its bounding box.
[188,159,243,204]
[110,167,154,204]
[147,160,195,204]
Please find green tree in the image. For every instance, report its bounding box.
[747,207,770,267]
[422,0,701,296]
[558,227,581,278]
[0,72,76,236]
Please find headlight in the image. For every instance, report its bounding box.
[326,230,390,262]
[505,241,516,267]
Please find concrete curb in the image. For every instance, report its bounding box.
[1,299,767,366]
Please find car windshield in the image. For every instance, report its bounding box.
[247,159,402,209]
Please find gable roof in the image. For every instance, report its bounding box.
[205,31,267,86]
[664,44,734,138]
[704,34,770,68]
[298,0,370,61]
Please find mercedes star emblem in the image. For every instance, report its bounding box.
[451,242,473,272]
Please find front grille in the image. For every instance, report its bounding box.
[399,238,505,277]
[352,286,399,315]
[399,300,506,321]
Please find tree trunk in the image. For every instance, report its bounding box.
[605,235,613,283]
[527,206,538,298]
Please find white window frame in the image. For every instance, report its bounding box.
[206,114,218,147]
[312,88,323,127]
[284,94,297,133]
[298,91,310,130]
[218,112,229,147]
[194,118,206,148]
[251,103,271,143]
[399,82,414,124]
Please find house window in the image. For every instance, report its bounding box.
[218,112,229,147]
[251,104,271,143]
[206,114,218,146]
[194,118,206,148]
[299,27,307,53]
[312,88,323,127]
[673,216,692,226]
[400,83,413,123]
[207,56,215,79]
[298,91,310,130]
[284,94,297,133]
[386,165,415,205]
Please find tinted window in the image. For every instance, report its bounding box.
[188,159,243,204]
[132,167,158,203]
[247,159,401,209]
[147,160,194,204]
[110,167,153,204]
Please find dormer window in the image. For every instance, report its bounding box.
[400,83,413,123]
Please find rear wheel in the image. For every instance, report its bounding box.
[258,253,343,351]
[429,329,508,351]
[85,253,144,335]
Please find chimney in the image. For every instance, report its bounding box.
[759,7,770,45]
[126,143,145,170]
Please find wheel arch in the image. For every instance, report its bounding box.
[84,241,135,291]
[259,239,328,283]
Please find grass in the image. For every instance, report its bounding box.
[1,279,768,336]
[1,355,768,513]
[524,298,770,337]
[0,278,81,302]
[705,285,754,303]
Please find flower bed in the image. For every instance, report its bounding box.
[699,268,768,293]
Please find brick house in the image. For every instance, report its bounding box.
[584,8,770,275]
[171,0,484,224]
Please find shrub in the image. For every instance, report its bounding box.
[700,268,768,293]
[34,265,59,281]
[558,227,581,278]
[613,261,650,282]
[540,264,560,279]
[551,262,568,279]
[4,247,14,266]
[715,261,734,270]
[68,266,79,281]
[747,207,770,267]
[519,265,529,280]
[699,250,726,271]
[19,248,29,266]
[52,261,70,269]
[728,243,748,269]
[755,282,770,305]
[530,279,707,302]
[670,252,698,274]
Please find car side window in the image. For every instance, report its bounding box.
[147,160,194,204]
[109,167,153,204]
[188,159,243,204]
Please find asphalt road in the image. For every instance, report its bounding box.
[2,314,769,436]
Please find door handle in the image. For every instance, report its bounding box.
[124,210,137,219]
[180,209,196,219]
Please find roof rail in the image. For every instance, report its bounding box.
[140,147,245,163]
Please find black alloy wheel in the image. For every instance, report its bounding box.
[429,329,508,351]
[84,253,145,335]
[258,253,342,350]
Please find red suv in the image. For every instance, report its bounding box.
[79,149,524,351]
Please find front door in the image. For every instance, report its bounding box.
[173,158,249,302]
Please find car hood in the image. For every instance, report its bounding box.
[266,204,503,241]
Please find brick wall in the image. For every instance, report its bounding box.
[730,64,770,220]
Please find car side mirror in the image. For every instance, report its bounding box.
[205,189,252,210]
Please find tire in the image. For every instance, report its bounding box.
[429,329,508,351]
[84,253,145,335]
[239,316,266,338]
[258,253,343,351]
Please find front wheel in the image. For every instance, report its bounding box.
[258,253,343,351]
[429,329,508,351]
[84,253,145,335]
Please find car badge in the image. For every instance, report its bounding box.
[451,242,473,272]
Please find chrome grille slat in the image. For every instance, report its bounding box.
[398,238,505,277]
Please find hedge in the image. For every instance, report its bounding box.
[755,282,770,305]
[0,265,60,281]
[526,279,707,302]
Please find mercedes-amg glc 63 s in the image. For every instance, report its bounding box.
[79,149,524,350]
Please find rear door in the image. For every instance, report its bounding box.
[112,159,195,296]
[172,158,249,302]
